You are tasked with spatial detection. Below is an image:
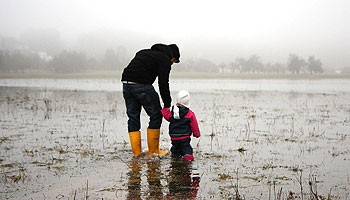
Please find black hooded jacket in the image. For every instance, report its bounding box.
[168,106,192,138]
[121,44,173,107]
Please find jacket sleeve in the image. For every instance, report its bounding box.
[189,111,200,138]
[158,62,172,108]
[161,107,172,121]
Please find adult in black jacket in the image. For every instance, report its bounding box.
[121,43,180,157]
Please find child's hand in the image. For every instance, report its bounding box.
[193,132,200,138]
[161,107,172,121]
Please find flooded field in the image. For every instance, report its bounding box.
[0,79,350,199]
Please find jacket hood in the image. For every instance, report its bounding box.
[151,43,173,60]
[172,105,189,119]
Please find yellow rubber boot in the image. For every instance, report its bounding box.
[147,128,168,156]
[129,131,142,157]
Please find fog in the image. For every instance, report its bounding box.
[1,1,350,199]
[1,0,350,69]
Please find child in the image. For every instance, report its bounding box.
[161,90,200,161]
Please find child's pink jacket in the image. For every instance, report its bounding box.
[161,107,200,140]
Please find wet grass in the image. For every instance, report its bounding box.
[0,86,349,199]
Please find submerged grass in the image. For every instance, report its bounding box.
[0,85,349,199]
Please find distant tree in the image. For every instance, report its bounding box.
[86,57,99,70]
[287,54,306,74]
[341,66,350,74]
[0,50,54,72]
[229,60,240,73]
[264,62,273,73]
[184,58,195,72]
[218,62,227,73]
[270,63,286,73]
[102,49,119,70]
[0,50,12,72]
[50,50,87,73]
[10,50,27,72]
[235,58,247,72]
[0,51,4,72]
[234,55,264,73]
[115,46,128,69]
[100,46,128,70]
[307,56,323,74]
[173,58,195,72]
[31,52,49,71]
[190,58,218,72]
[246,55,264,72]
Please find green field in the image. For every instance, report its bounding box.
[1,70,350,79]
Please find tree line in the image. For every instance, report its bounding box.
[174,54,325,74]
[0,49,127,73]
[0,48,334,74]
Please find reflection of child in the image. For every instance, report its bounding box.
[161,90,200,161]
[167,158,201,199]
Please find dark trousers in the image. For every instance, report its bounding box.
[170,138,193,157]
[123,83,162,132]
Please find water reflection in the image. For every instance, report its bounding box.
[126,159,142,200]
[126,157,200,199]
[43,98,52,119]
[167,158,200,199]
[146,159,163,199]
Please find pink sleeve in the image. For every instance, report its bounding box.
[161,108,172,121]
[186,110,200,137]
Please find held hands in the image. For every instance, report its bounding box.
[193,132,200,138]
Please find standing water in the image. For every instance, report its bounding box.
[0,78,349,199]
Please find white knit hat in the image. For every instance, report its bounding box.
[176,90,190,108]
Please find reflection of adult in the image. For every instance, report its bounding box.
[126,159,163,199]
[146,159,162,198]
[126,158,200,199]
[121,44,180,157]
[126,160,141,200]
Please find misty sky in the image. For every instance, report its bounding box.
[1,0,350,68]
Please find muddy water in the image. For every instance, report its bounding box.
[0,79,350,199]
